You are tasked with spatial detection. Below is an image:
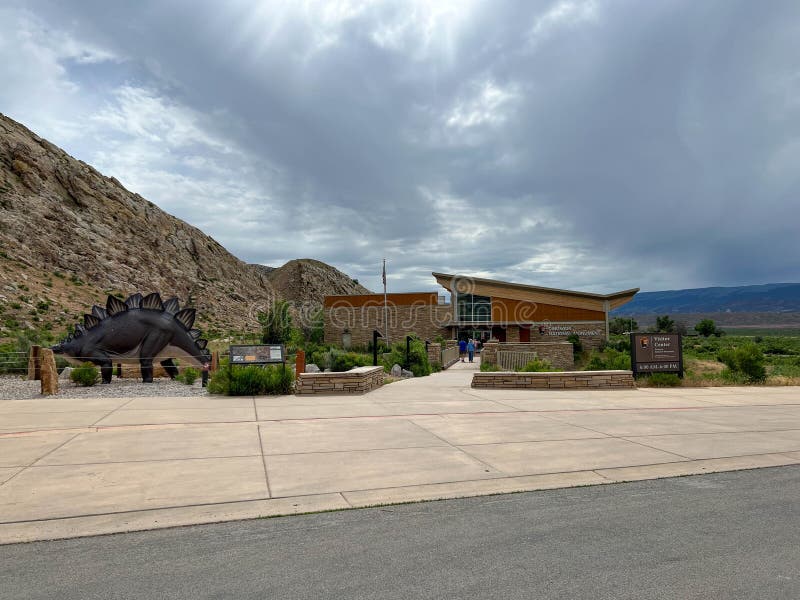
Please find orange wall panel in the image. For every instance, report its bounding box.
[324,292,439,308]
[491,297,605,322]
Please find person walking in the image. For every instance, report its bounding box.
[467,338,475,363]
[459,338,467,362]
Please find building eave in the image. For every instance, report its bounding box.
[432,272,639,302]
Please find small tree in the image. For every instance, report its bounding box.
[609,317,638,335]
[259,300,293,344]
[695,319,720,337]
[655,315,675,333]
[308,308,324,345]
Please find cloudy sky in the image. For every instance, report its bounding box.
[1,1,798,294]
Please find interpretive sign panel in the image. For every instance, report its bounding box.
[229,344,285,365]
[630,333,683,377]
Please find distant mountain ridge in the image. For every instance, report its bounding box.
[613,283,800,316]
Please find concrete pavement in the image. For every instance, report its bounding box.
[1,366,799,543]
[4,467,798,599]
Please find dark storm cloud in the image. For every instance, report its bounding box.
[3,0,799,293]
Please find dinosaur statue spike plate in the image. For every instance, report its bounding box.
[52,293,211,383]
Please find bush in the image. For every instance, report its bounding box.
[382,336,432,377]
[70,362,99,386]
[209,363,294,396]
[605,337,631,353]
[207,363,231,395]
[480,362,503,372]
[645,373,682,387]
[517,358,556,372]
[177,367,199,385]
[717,343,767,383]
[0,335,32,374]
[585,348,631,371]
[566,333,582,354]
[329,349,373,372]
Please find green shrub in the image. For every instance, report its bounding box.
[717,343,766,383]
[585,348,631,371]
[382,336,432,377]
[330,350,372,372]
[645,373,682,387]
[517,358,556,372]
[70,362,99,386]
[480,362,503,372]
[210,363,294,396]
[605,337,631,353]
[566,333,582,354]
[177,367,199,385]
[207,363,231,395]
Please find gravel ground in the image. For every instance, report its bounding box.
[0,375,209,400]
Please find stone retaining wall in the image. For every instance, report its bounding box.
[471,370,635,390]
[427,342,442,366]
[296,365,384,395]
[482,342,574,370]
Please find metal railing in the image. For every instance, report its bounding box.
[497,351,538,371]
[441,346,460,367]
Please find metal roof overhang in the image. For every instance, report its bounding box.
[432,272,639,312]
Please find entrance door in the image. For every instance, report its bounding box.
[458,327,491,344]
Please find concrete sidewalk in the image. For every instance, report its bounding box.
[1,369,799,544]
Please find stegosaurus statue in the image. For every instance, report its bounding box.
[52,292,211,383]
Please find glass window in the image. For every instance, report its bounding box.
[456,294,491,322]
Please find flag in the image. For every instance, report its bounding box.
[382,259,386,290]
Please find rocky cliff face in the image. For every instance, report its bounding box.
[0,113,368,338]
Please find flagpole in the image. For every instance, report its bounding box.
[383,258,389,346]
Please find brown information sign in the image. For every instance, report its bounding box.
[229,344,285,365]
[630,333,683,377]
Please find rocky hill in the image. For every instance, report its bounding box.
[263,259,368,305]
[0,113,368,339]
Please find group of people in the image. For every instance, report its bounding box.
[459,338,482,362]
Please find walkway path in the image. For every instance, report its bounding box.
[1,370,799,543]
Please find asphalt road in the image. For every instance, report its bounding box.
[2,466,799,599]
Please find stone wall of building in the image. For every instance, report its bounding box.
[527,322,606,351]
[296,366,384,395]
[471,370,635,390]
[482,341,574,370]
[325,304,452,348]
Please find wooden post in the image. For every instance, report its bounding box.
[27,345,41,380]
[295,349,306,379]
[211,351,220,372]
[40,348,58,395]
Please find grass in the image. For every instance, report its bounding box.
[680,334,800,386]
